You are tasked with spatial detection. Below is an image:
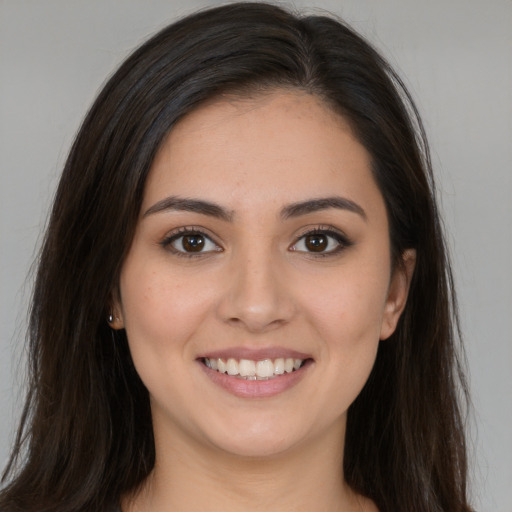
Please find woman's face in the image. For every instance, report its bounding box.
[113,91,413,458]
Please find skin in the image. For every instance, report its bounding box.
[112,90,415,512]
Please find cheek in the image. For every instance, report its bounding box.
[300,266,390,347]
[118,263,218,416]
[119,262,214,356]
[306,273,388,401]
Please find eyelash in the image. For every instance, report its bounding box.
[160,226,222,258]
[160,225,352,258]
[290,226,352,257]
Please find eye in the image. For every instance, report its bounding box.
[162,229,221,256]
[290,228,350,255]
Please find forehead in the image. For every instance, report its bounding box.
[142,90,383,218]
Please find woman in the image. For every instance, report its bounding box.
[0,3,473,511]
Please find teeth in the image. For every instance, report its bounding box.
[239,359,256,377]
[217,358,227,374]
[274,357,284,375]
[203,357,305,379]
[226,358,238,375]
[256,359,274,378]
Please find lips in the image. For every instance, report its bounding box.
[197,348,313,398]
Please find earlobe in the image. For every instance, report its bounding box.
[107,294,125,330]
[380,249,416,340]
[108,312,124,330]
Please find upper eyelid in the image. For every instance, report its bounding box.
[164,225,218,240]
[293,224,349,240]
[161,226,222,249]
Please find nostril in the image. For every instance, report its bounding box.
[229,317,288,333]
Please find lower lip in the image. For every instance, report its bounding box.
[198,360,312,398]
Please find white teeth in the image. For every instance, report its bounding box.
[284,358,294,373]
[226,358,239,375]
[239,359,256,377]
[217,358,227,374]
[274,357,285,375]
[256,359,274,378]
[204,356,305,378]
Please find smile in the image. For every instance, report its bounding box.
[203,357,304,380]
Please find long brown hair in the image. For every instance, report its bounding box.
[1,3,473,511]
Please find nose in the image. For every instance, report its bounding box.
[216,249,296,333]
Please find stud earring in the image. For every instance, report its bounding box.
[108,313,114,324]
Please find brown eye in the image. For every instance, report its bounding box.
[291,229,350,255]
[304,234,328,252]
[181,234,205,252]
[165,230,220,255]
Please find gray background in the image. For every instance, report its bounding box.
[1,1,510,510]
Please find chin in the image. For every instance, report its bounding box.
[211,433,299,459]
[198,412,318,460]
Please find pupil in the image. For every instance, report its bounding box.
[306,234,327,252]
[182,234,205,252]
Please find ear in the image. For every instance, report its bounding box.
[380,249,416,340]
[108,290,125,330]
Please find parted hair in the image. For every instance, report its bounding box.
[1,3,473,511]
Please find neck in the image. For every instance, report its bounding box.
[123,419,371,512]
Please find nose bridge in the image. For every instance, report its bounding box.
[217,238,294,332]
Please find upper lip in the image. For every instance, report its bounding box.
[197,346,312,361]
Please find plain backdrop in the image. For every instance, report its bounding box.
[1,1,511,510]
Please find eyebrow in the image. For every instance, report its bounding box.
[144,195,366,222]
[280,196,367,221]
[144,196,234,221]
